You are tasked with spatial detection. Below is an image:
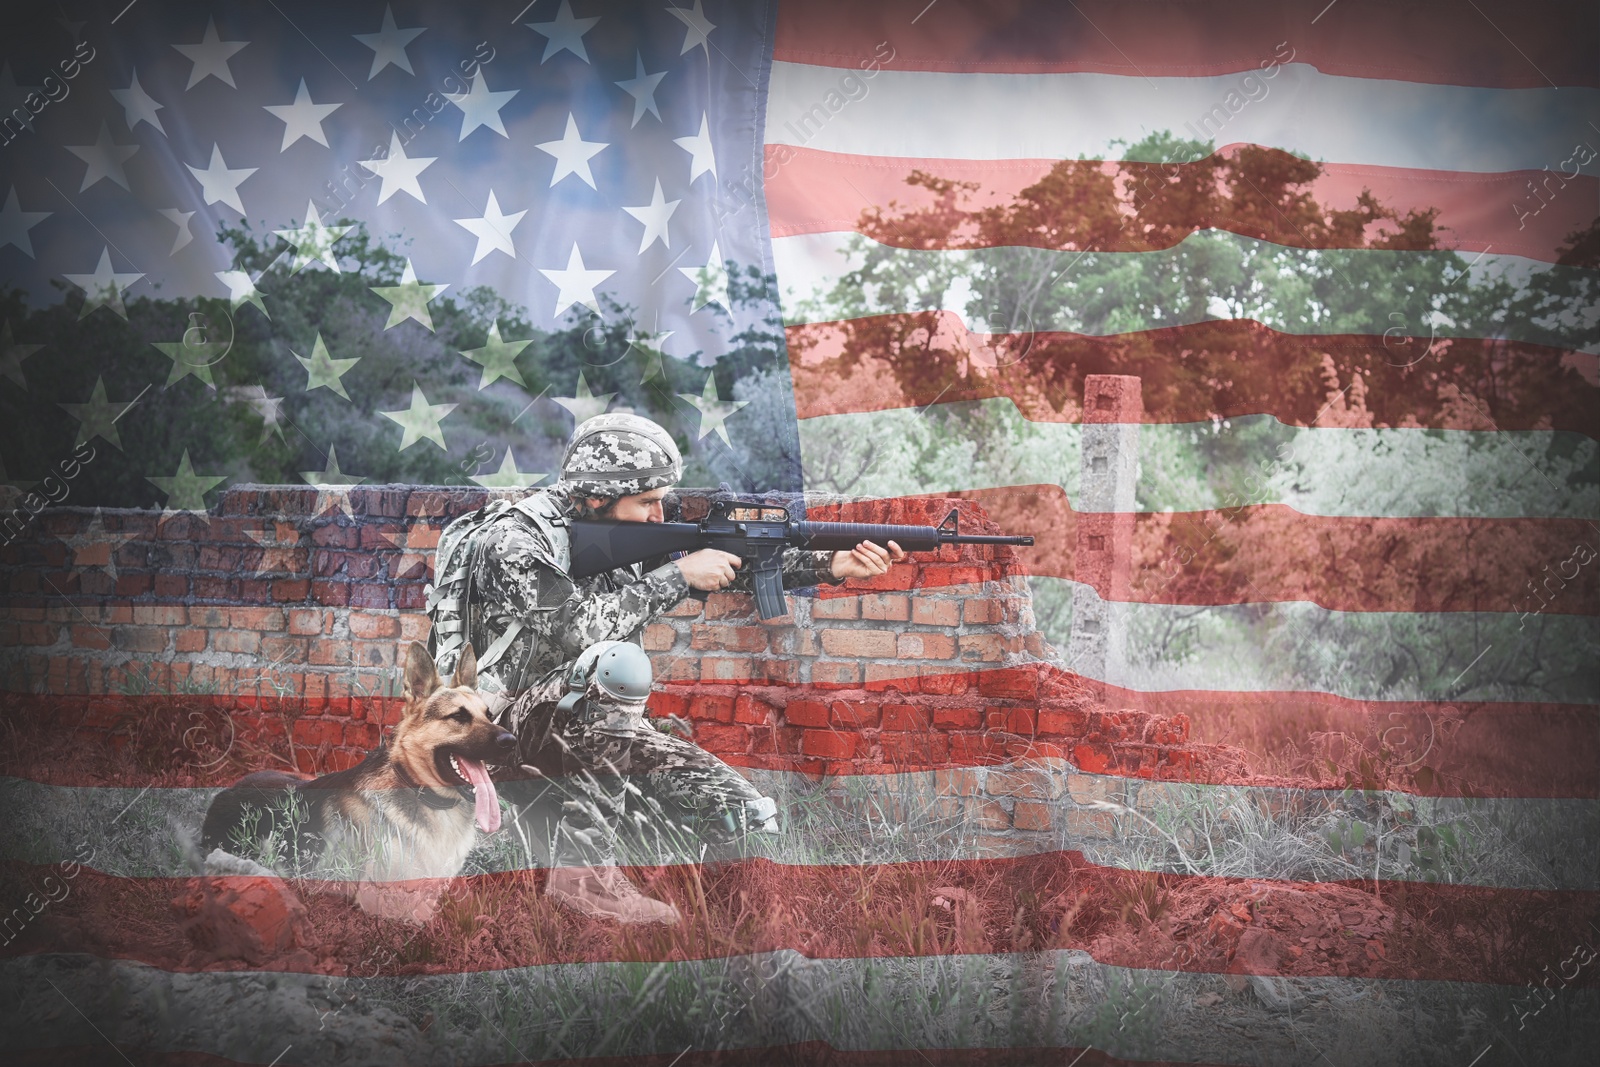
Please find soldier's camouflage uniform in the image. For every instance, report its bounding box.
[430,480,841,868]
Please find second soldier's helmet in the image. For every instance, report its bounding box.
[556,413,683,500]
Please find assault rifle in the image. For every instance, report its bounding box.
[568,492,1034,619]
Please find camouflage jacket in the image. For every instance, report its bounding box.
[429,488,840,711]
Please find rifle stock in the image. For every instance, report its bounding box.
[569,499,1033,619]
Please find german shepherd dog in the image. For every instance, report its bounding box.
[200,642,514,922]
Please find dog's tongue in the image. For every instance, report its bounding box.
[457,756,501,833]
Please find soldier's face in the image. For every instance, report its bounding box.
[589,487,670,523]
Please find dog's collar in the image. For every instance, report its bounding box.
[393,762,467,810]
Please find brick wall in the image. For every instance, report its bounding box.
[0,486,1242,803]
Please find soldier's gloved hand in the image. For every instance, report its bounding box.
[675,548,742,591]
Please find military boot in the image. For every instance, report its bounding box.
[545,865,681,925]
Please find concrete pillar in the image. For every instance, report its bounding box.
[1067,375,1142,690]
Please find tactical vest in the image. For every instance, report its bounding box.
[425,491,571,692]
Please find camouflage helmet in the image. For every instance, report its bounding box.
[556,413,683,500]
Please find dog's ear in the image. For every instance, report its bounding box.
[451,642,478,690]
[402,643,442,708]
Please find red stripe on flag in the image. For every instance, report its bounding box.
[6,857,1597,984]
[772,0,1599,88]
[764,146,1594,263]
[788,317,1600,438]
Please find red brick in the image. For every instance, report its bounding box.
[801,729,856,759]
[293,718,343,748]
[344,722,381,749]
[70,626,111,650]
[811,660,860,687]
[829,700,879,729]
[880,704,928,732]
[663,599,703,618]
[193,577,240,600]
[959,634,1010,663]
[198,546,244,570]
[820,629,895,658]
[406,490,455,518]
[273,579,311,601]
[690,695,735,723]
[969,798,1013,830]
[1072,744,1114,774]
[950,732,1005,763]
[879,731,949,763]
[919,668,969,695]
[152,573,188,598]
[405,525,441,550]
[911,598,960,626]
[174,630,207,654]
[963,600,1003,625]
[212,630,261,655]
[357,641,397,668]
[309,642,353,667]
[399,614,431,643]
[929,706,978,730]
[259,636,308,664]
[232,607,286,632]
[349,583,389,609]
[288,609,327,635]
[642,623,677,651]
[1013,801,1052,832]
[113,574,151,597]
[978,667,1037,699]
[705,593,756,619]
[733,695,775,726]
[312,581,350,606]
[772,725,805,755]
[693,724,749,754]
[896,633,957,660]
[859,594,910,622]
[690,625,768,652]
[810,595,858,620]
[349,612,400,639]
[784,699,830,727]
[313,524,359,548]
[701,657,758,683]
[133,605,187,626]
[1039,708,1088,736]
[935,767,981,796]
[986,769,1061,800]
[394,584,426,611]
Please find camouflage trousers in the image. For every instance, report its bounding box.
[497,676,771,869]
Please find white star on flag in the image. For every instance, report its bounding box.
[61,509,137,580]
[147,449,226,519]
[264,79,342,151]
[0,187,49,257]
[370,259,448,331]
[110,70,165,134]
[66,121,139,192]
[359,132,435,204]
[628,324,676,382]
[58,377,138,449]
[526,0,600,63]
[679,240,730,313]
[0,320,43,389]
[623,178,680,253]
[536,113,608,189]
[186,143,256,213]
[615,52,667,127]
[539,244,614,317]
[551,371,617,423]
[445,71,519,140]
[300,445,366,519]
[273,199,352,274]
[151,330,226,389]
[293,332,360,400]
[225,384,287,444]
[172,17,249,90]
[470,450,547,489]
[453,189,527,264]
[460,322,534,388]
[245,523,305,576]
[354,5,425,79]
[667,0,717,56]
[381,383,456,451]
[215,270,270,318]
[673,112,717,183]
[158,208,195,254]
[678,373,748,446]
[64,248,143,320]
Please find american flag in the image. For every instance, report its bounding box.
[1,1,1598,1065]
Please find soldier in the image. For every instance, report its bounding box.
[427,412,906,923]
